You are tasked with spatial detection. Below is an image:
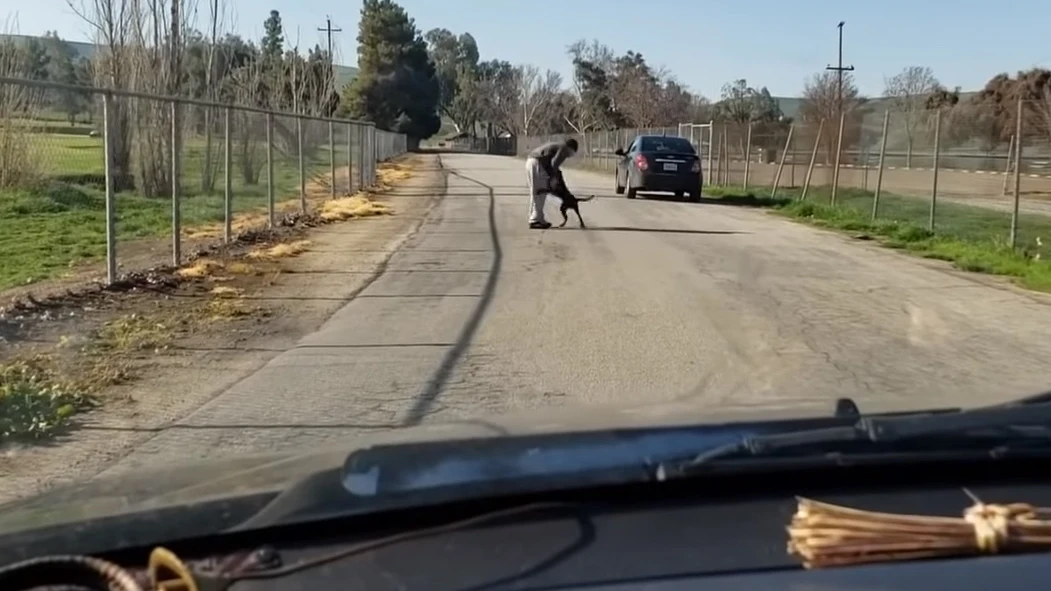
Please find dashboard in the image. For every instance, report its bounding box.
[6,458,1051,590]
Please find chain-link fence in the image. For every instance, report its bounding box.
[518,101,1051,259]
[0,76,407,290]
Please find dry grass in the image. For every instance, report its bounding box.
[209,286,243,297]
[175,259,262,286]
[175,258,226,279]
[319,194,391,222]
[375,162,415,190]
[204,298,258,319]
[94,314,173,354]
[246,239,313,260]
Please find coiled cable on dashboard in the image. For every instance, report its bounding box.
[0,554,143,591]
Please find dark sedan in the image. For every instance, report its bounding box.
[614,135,703,202]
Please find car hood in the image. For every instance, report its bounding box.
[0,398,918,534]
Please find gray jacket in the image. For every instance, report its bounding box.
[528,141,574,177]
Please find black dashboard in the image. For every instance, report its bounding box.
[7,457,1051,590]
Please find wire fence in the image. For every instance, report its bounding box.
[0,76,408,291]
[518,100,1051,260]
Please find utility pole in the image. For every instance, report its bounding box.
[318,17,342,198]
[825,21,855,123]
[318,16,342,94]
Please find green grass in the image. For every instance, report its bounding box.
[705,184,1051,292]
[0,129,356,290]
[0,355,94,441]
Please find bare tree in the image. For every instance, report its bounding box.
[799,70,865,164]
[198,0,226,192]
[475,59,517,136]
[228,59,265,184]
[609,51,663,128]
[883,66,940,167]
[563,39,617,133]
[513,64,561,136]
[67,0,135,190]
[124,0,196,198]
[0,21,44,188]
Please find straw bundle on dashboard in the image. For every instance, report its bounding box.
[786,496,1051,568]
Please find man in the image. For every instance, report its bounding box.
[525,138,578,229]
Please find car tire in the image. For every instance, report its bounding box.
[687,191,701,203]
[614,171,625,195]
[674,191,685,201]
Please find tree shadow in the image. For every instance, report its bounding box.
[699,193,791,208]
[577,226,744,236]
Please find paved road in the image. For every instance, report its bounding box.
[98,152,1051,475]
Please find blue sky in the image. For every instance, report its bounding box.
[8,0,1050,98]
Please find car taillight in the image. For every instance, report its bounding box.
[634,154,648,171]
[691,159,701,173]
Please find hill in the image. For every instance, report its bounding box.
[772,92,980,121]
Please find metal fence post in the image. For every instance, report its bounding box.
[743,122,752,190]
[366,126,374,186]
[722,128,730,185]
[266,111,275,228]
[1002,135,1014,196]
[872,110,889,220]
[223,106,232,244]
[171,100,182,266]
[801,120,824,201]
[346,123,353,193]
[102,91,117,284]
[831,112,846,206]
[328,120,336,198]
[706,121,714,185]
[297,115,305,213]
[928,109,941,232]
[1010,98,1024,248]
[358,124,365,190]
[771,125,794,198]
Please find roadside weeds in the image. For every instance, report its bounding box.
[0,156,420,448]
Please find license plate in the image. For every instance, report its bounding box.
[663,163,678,172]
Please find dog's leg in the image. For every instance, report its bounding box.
[559,203,569,228]
[575,206,586,229]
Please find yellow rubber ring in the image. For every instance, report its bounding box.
[148,546,200,591]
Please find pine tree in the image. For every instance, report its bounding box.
[343,0,440,140]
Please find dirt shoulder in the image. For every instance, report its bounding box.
[0,152,446,505]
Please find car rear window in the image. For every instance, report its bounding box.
[634,136,693,154]
[639,137,695,154]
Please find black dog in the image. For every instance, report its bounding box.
[547,171,594,228]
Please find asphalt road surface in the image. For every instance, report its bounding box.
[99,152,1051,475]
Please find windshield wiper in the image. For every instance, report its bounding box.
[655,401,1051,480]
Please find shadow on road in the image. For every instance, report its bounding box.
[699,194,791,208]
[401,156,503,427]
[581,226,744,236]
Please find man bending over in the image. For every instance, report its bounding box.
[525,138,578,229]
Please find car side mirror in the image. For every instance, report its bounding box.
[614,148,625,156]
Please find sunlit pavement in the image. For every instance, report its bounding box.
[97,152,1051,475]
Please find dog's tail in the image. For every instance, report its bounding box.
[577,195,596,202]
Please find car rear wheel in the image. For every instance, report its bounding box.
[674,191,685,201]
[614,170,625,195]
[626,186,638,199]
[687,191,701,203]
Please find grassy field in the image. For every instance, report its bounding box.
[1,130,357,290]
[706,184,1051,292]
